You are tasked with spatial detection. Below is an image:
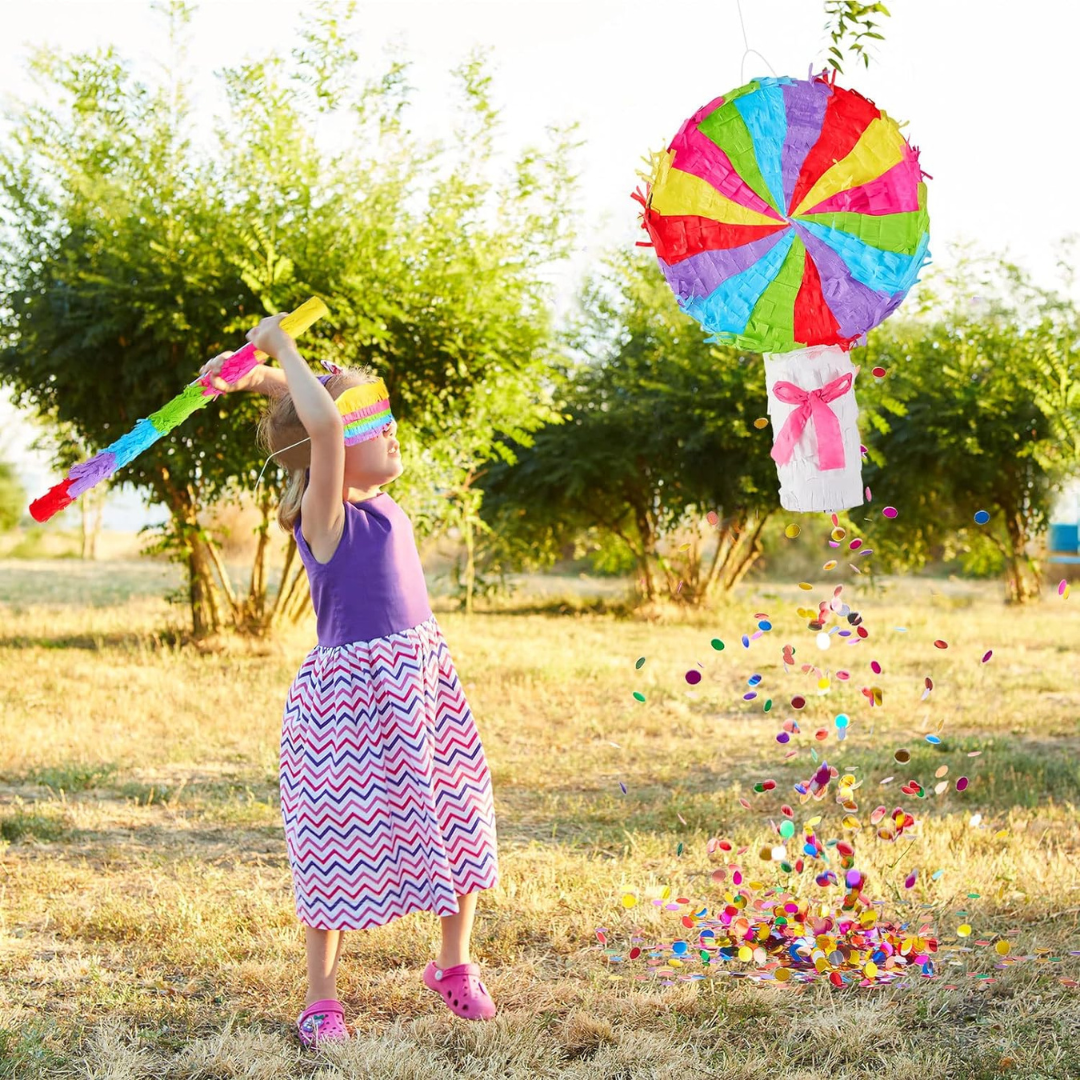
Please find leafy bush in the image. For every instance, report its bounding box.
[0,460,25,532]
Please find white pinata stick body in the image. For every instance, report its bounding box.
[764,344,864,514]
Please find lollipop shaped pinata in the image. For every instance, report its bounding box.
[635,70,930,513]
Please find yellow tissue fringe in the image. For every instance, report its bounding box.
[336,379,390,417]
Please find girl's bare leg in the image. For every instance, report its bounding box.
[304,926,344,1007]
[436,891,478,968]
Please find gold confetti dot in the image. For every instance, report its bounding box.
[753,417,769,429]
[785,523,801,538]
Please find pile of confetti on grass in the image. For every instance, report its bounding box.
[603,508,1077,988]
[596,891,1080,988]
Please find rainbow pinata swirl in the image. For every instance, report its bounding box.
[638,73,930,353]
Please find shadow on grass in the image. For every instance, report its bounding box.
[4,736,1076,864]
[4,765,279,809]
[812,734,1080,811]
[0,629,185,652]
[25,762,121,791]
[491,734,1080,849]
[0,626,290,654]
[437,595,640,619]
[0,806,73,844]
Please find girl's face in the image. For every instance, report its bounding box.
[343,418,403,489]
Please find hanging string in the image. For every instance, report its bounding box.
[735,0,778,83]
[252,435,311,494]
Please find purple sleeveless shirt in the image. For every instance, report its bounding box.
[293,492,433,648]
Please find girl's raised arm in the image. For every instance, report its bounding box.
[246,314,345,562]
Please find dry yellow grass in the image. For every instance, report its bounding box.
[1,559,1078,1079]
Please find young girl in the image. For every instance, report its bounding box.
[200,312,500,1046]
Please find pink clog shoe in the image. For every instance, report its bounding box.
[296,998,349,1047]
[423,961,497,1020]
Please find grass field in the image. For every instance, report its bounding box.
[0,557,1078,1079]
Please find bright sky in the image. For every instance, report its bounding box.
[2,0,1078,529]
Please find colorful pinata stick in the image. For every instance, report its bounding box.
[29,297,330,522]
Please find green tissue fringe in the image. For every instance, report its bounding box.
[148,384,214,435]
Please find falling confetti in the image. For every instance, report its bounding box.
[602,498,1080,999]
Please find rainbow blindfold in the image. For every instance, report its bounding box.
[336,379,394,444]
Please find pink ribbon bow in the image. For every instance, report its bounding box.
[769,372,854,472]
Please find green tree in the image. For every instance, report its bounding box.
[823,1,891,73]
[854,249,1080,602]
[0,0,577,635]
[0,461,26,532]
[480,249,777,603]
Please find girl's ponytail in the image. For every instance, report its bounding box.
[256,392,309,534]
[276,466,307,533]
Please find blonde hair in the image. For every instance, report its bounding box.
[256,364,382,533]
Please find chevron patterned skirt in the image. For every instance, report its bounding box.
[279,615,499,930]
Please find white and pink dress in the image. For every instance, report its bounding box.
[279,491,499,930]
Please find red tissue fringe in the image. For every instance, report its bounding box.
[30,478,75,523]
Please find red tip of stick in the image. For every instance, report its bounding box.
[30,478,75,522]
